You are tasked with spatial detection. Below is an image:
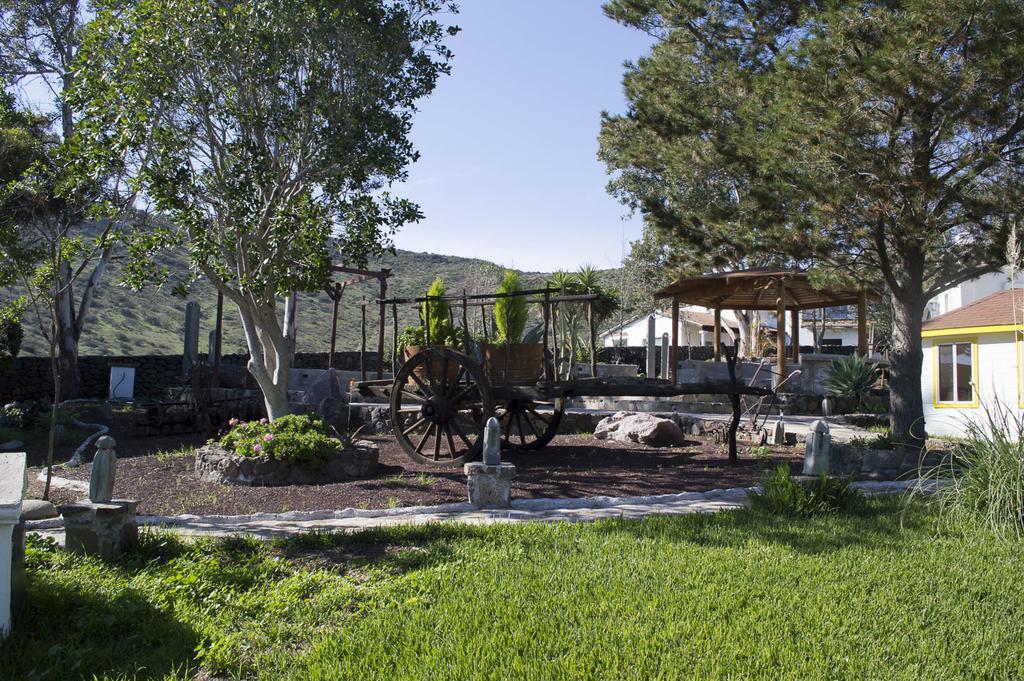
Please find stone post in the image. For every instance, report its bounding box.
[771,420,786,446]
[645,314,657,378]
[59,437,138,560]
[183,301,201,375]
[802,420,831,476]
[0,452,26,639]
[464,417,515,508]
[90,435,117,503]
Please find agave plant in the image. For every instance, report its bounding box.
[822,354,880,409]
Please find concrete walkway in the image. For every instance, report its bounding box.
[25,480,922,541]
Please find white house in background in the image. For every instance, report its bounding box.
[600,307,740,347]
[921,289,1023,436]
[926,267,1023,318]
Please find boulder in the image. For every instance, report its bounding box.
[594,412,687,448]
[21,499,57,520]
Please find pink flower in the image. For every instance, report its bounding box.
[260,418,268,424]
[253,443,262,453]
[263,434,274,442]
[228,418,239,426]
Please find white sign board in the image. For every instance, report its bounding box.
[109,366,136,401]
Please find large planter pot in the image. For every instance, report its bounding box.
[483,343,543,384]
[194,440,379,486]
[404,346,460,386]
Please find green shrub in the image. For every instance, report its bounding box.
[849,429,898,450]
[919,402,1024,540]
[218,414,341,464]
[494,270,528,344]
[749,464,864,517]
[822,354,880,409]
[397,276,467,349]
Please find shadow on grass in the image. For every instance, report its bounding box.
[0,577,198,681]
[587,496,934,555]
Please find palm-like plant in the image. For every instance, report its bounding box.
[822,354,880,410]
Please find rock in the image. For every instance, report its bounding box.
[771,421,786,446]
[594,412,687,448]
[20,498,57,520]
[464,462,515,508]
[0,440,24,452]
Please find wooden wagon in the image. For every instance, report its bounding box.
[357,287,774,467]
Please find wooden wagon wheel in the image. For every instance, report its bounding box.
[496,397,565,451]
[390,347,494,466]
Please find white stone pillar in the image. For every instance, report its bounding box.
[0,452,26,639]
[660,333,669,379]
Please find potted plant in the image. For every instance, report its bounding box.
[483,270,543,384]
[397,277,465,384]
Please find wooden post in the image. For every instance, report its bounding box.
[461,291,470,354]
[588,300,597,378]
[480,304,488,340]
[328,283,341,369]
[857,290,869,356]
[360,303,367,382]
[377,278,387,380]
[391,303,398,374]
[776,283,786,387]
[670,298,679,384]
[542,291,551,381]
[713,308,722,362]
[791,308,800,363]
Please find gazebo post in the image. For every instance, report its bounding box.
[790,308,800,363]
[776,282,786,387]
[713,308,722,361]
[670,298,679,383]
[857,290,869,356]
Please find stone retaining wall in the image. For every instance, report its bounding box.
[0,351,380,403]
[194,440,379,486]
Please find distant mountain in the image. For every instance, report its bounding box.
[14,245,562,357]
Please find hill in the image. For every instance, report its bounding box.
[14,246,563,357]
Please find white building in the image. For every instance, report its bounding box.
[921,289,1022,436]
[926,268,1023,318]
[600,308,740,348]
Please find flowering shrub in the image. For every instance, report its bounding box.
[218,414,342,464]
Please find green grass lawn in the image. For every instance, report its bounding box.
[4,499,1023,680]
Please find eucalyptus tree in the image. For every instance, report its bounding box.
[601,0,1024,448]
[74,0,457,419]
[0,0,139,397]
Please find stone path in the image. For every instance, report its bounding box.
[26,480,922,541]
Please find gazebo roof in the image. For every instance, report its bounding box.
[654,269,876,311]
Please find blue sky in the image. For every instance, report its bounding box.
[393,1,654,272]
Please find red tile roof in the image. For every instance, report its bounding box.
[922,289,1023,332]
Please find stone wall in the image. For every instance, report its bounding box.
[0,351,380,403]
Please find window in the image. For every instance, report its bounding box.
[936,341,975,405]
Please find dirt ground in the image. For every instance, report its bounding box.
[27,420,805,515]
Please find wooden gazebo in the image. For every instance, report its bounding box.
[655,270,877,384]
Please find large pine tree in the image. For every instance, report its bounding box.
[600,0,1024,448]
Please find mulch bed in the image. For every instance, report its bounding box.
[29,432,804,516]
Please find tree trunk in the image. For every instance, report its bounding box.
[54,279,82,399]
[235,299,293,420]
[888,289,928,453]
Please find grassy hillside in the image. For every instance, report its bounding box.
[13,245,558,357]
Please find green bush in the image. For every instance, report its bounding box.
[920,402,1024,540]
[749,464,864,517]
[494,270,528,344]
[849,429,898,450]
[397,276,467,349]
[218,414,341,464]
[822,354,880,409]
